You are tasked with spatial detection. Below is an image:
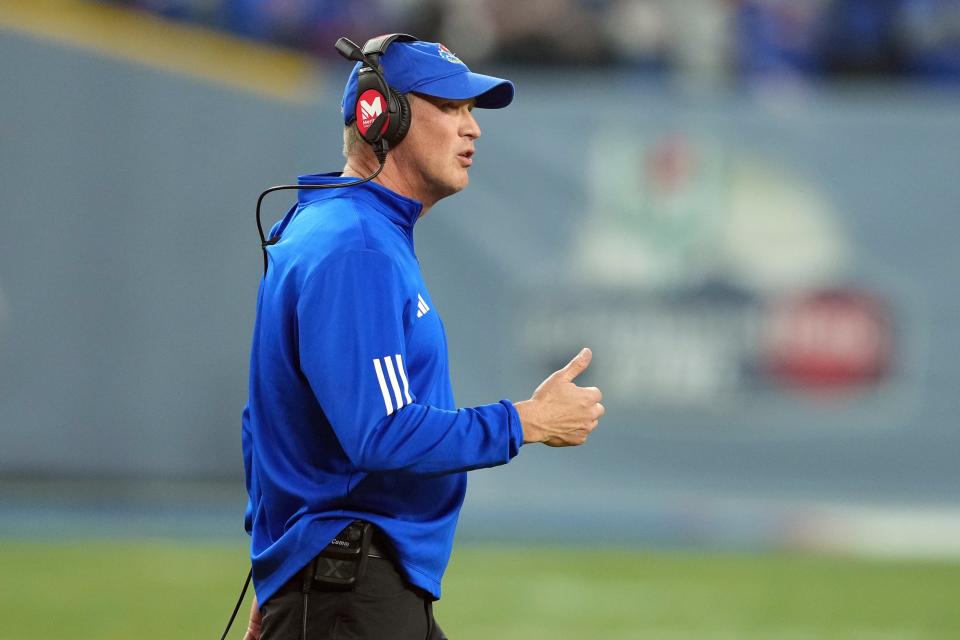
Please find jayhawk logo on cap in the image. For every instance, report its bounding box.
[438,44,463,64]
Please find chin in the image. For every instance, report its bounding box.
[428,168,469,201]
[443,176,468,197]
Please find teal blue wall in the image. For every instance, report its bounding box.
[2,32,958,525]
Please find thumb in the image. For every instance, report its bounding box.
[555,348,592,382]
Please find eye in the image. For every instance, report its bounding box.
[439,101,474,113]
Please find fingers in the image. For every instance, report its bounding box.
[556,347,592,382]
[550,406,604,447]
[546,430,589,447]
[591,402,605,420]
[583,386,602,403]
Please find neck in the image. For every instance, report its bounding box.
[343,154,435,216]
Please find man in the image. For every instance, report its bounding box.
[242,37,604,640]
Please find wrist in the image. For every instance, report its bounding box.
[514,400,543,444]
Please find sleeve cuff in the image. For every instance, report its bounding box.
[499,399,524,458]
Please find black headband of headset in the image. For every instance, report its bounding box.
[362,33,418,59]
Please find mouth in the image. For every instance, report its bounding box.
[457,150,474,167]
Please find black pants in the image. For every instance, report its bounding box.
[260,555,447,640]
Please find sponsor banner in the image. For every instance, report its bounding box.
[520,130,903,413]
[521,286,894,407]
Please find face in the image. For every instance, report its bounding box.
[392,93,481,206]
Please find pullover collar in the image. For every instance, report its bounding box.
[297,172,423,230]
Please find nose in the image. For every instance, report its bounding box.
[461,108,481,141]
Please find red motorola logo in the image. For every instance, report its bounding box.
[356,89,388,136]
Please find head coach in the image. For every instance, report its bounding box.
[240,34,604,640]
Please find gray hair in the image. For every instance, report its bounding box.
[342,124,364,159]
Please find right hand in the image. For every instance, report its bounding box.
[242,596,262,640]
[514,348,604,447]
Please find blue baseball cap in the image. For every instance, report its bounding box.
[341,40,514,123]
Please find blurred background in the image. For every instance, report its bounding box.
[2,0,959,638]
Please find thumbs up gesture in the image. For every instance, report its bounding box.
[515,348,604,447]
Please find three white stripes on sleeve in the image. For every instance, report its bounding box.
[373,354,412,415]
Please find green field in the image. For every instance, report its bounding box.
[1,541,957,639]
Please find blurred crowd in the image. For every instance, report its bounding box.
[108,0,960,83]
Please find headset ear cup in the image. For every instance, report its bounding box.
[387,90,411,147]
[354,66,392,145]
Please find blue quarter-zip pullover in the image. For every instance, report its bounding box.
[242,173,524,605]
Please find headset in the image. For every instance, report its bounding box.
[340,33,415,152]
[254,33,418,276]
[221,34,420,640]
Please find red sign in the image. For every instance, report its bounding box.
[763,290,892,389]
